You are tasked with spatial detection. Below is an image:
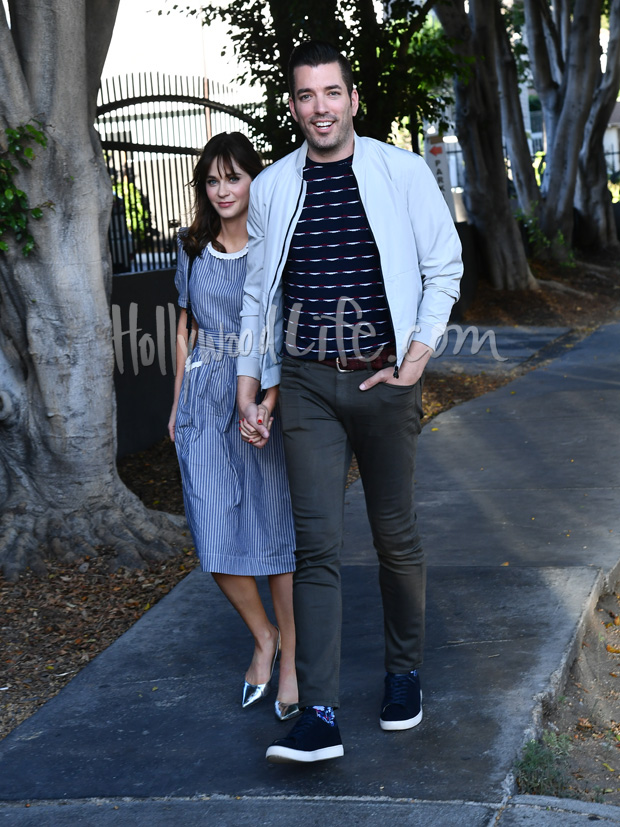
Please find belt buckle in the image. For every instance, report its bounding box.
[336,357,355,373]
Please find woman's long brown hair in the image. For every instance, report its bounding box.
[182,132,263,257]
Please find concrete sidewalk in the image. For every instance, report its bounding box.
[1,323,619,826]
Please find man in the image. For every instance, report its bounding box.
[237,41,462,764]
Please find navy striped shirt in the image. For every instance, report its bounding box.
[282,155,395,361]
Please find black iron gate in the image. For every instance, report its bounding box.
[96,73,267,273]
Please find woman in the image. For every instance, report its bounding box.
[168,132,299,721]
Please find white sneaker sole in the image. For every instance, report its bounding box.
[380,708,423,730]
[266,744,344,763]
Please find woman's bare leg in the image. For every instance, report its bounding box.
[212,573,278,685]
[268,572,298,704]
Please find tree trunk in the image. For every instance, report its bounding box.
[574,0,620,250]
[436,0,535,290]
[494,0,540,218]
[0,1,182,580]
[523,0,603,252]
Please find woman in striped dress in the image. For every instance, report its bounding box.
[168,133,299,721]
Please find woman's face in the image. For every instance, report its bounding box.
[205,158,252,221]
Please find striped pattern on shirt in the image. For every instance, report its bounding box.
[282,155,395,361]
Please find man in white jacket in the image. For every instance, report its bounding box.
[237,41,463,764]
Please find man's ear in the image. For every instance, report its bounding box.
[351,88,359,117]
[289,97,299,123]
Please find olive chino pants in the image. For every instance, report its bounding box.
[279,356,426,709]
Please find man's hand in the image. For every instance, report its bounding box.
[237,375,272,446]
[239,405,274,448]
[359,341,432,391]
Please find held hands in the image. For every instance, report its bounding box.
[237,377,278,449]
[239,402,274,449]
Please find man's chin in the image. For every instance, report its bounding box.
[306,135,340,154]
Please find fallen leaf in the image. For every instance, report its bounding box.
[607,645,620,654]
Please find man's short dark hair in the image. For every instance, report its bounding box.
[287,41,354,98]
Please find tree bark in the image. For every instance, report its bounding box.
[574,0,620,250]
[494,0,540,218]
[0,1,182,580]
[524,0,603,251]
[436,0,535,289]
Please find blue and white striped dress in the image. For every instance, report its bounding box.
[174,239,296,575]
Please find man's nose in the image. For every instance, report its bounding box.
[314,94,329,113]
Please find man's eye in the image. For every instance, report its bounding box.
[299,94,310,101]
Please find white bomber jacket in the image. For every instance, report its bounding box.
[237,133,463,389]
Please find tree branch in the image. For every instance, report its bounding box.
[523,0,559,104]
[562,0,603,102]
[553,0,571,63]
[493,0,539,213]
[581,0,620,150]
[538,0,564,81]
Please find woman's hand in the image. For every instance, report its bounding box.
[239,401,274,449]
[168,402,178,442]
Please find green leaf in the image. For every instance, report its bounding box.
[1,120,50,255]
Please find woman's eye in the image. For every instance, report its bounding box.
[206,179,217,186]
[228,176,240,183]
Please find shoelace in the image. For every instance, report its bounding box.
[384,674,416,707]
[288,709,322,737]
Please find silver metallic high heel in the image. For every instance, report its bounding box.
[274,700,302,721]
[242,628,280,708]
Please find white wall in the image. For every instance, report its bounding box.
[103,0,234,83]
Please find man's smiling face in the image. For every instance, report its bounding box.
[289,61,359,162]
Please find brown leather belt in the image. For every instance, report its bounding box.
[320,345,398,373]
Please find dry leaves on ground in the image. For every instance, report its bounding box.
[544,590,620,806]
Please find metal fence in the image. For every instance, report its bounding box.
[606,148,620,179]
[96,73,266,273]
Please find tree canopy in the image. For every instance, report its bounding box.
[166,0,460,157]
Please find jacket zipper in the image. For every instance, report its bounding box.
[270,177,305,299]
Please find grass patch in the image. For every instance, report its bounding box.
[515,730,574,797]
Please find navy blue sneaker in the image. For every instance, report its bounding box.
[266,707,344,763]
[380,670,423,731]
